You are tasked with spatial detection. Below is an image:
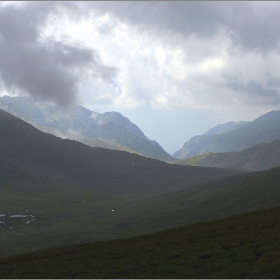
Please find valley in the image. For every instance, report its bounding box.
[1,106,280,278]
[0,109,244,258]
[2,2,280,278]
[2,163,280,265]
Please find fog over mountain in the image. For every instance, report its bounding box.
[0,95,173,162]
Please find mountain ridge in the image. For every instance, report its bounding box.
[174,110,280,159]
[0,108,242,197]
[172,139,280,171]
[203,120,248,136]
[0,95,173,162]
[2,108,280,265]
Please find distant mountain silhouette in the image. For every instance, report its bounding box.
[173,139,280,171]
[173,110,280,159]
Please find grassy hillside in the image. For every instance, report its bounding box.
[0,109,241,197]
[171,139,280,171]
[1,163,280,260]
[0,109,244,258]
[108,165,280,236]
[2,108,280,270]
[1,206,280,279]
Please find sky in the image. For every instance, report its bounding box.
[1,1,280,154]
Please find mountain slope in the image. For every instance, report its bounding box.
[0,95,172,161]
[172,139,280,171]
[203,121,248,136]
[2,106,280,261]
[1,109,280,265]
[2,108,280,256]
[1,150,280,259]
[2,206,280,279]
[0,109,243,197]
[173,110,280,159]
[0,109,245,257]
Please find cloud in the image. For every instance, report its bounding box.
[81,1,280,108]
[87,1,280,54]
[2,1,280,112]
[0,2,117,107]
[85,2,223,39]
[222,81,280,106]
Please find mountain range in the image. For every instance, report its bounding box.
[0,95,173,162]
[0,109,244,258]
[172,139,280,171]
[173,110,280,159]
[1,105,280,278]
[0,108,241,198]
[4,95,280,167]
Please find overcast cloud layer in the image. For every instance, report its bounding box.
[0,2,116,107]
[1,1,280,153]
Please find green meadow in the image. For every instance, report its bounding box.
[1,110,280,278]
[1,164,280,263]
[1,206,280,279]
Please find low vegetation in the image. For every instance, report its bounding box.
[2,158,280,259]
[1,109,280,279]
[0,109,245,258]
[1,206,280,278]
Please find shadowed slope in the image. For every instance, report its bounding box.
[0,95,173,161]
[1,206,280,279]
[0,109,243,197]
[0,109,245,258]
[107,164,280,237]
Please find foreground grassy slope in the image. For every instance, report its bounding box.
[171,139,280,171]
[1,206,280,279]
[108,165,280,236]
[1,164,280,260]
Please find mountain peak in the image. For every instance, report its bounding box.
[0,95,173,162]
[174,110,280,159]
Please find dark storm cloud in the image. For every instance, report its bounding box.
[220,2,280,53]
[88,1,280,53]
[0,2,116,107]
[87,2,223,38]
[224,80,280,105]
